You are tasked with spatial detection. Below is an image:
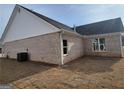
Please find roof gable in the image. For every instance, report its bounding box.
[1,5,62,43]
[1,5,124,44]
[75,18,124,35]
[18,5,73,32]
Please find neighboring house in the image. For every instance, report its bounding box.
[0,4,124,65]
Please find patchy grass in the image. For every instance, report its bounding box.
[1,57,124,88]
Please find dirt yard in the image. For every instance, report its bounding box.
[0,58,53,84]
[0,57,124,89]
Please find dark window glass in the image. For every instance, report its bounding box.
[63,40,67,46]
[99,38,105,44]
[100,44,105,51]
[0,48,2,53]
[63,48,67,54]
[63,40,68,54]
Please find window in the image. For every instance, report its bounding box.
[92,38,106,51]
[63,40,68,54]
[0,48,2,53]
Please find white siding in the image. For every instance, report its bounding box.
[3,7,60,43]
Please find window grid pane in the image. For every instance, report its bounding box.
[63,48,67,54]
[92,38,106,51]
[63,40,68,54]
[99,38,105,44]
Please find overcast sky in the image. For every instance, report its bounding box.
[1,4,124,38]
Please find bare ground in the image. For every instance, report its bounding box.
[0,57,124,89]
[0,58,53,84]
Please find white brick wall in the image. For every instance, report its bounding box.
[3,32,61,65]
[83,33,122,57]
[62,34,84,63]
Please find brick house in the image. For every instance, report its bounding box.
[0,5,124,65]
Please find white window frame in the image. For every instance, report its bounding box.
[92,38,106,52]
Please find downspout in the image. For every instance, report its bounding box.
[59,31,64,65]
[73,24,76,32]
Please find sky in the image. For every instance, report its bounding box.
[1,4,124,38]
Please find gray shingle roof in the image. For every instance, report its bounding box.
[19,5,124,36]
[75,18,124,35]
[19,5,73,32]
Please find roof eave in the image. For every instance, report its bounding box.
[61,28,83,38]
